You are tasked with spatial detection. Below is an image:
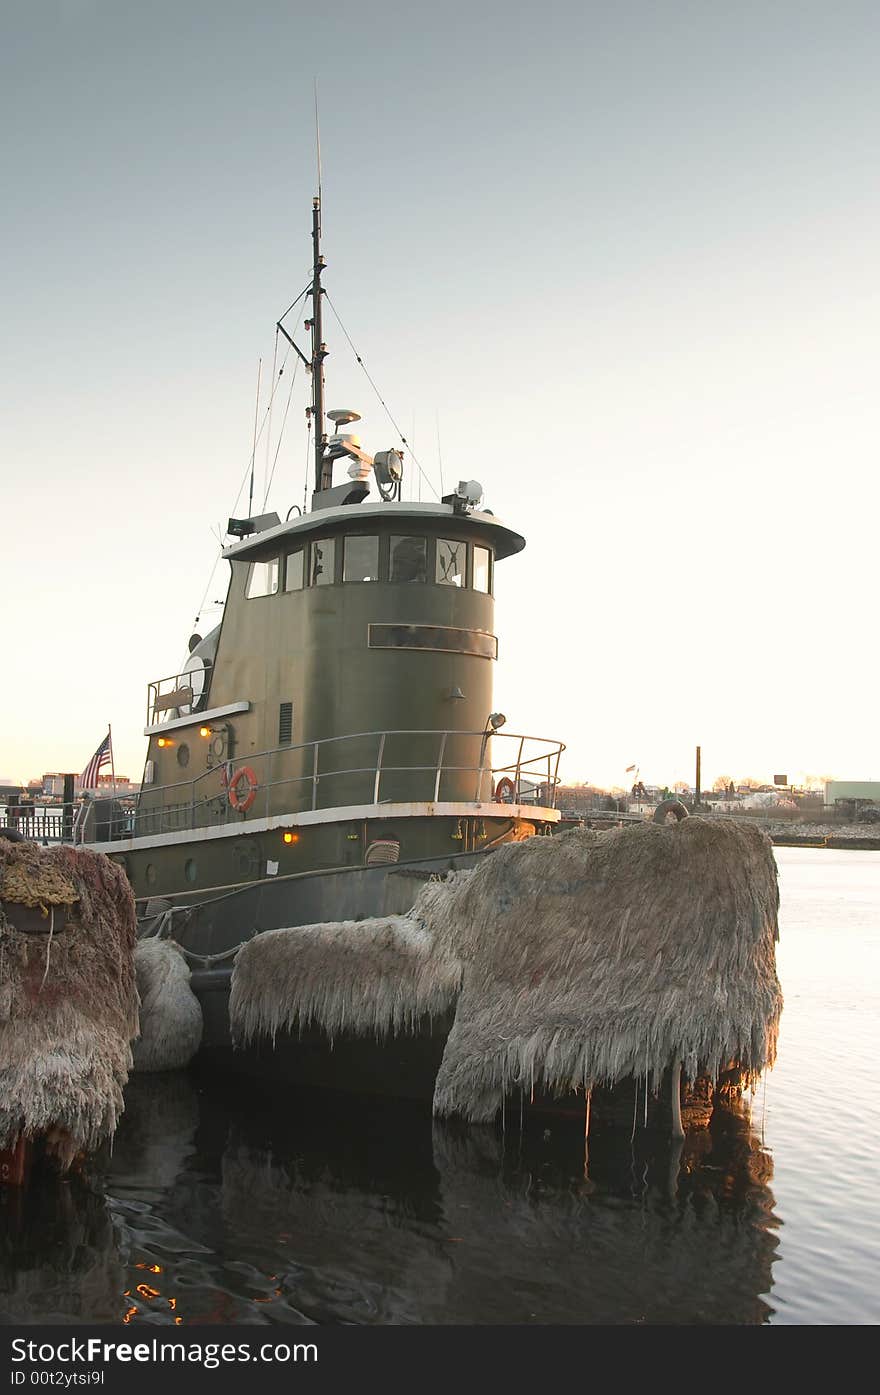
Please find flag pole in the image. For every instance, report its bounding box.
[108,723,117,798]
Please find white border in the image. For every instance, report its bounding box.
[84,800,560,854]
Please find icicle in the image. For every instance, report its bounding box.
[670,1061,684,1139]
[39,906,55,993]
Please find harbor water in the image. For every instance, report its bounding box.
[1,847,877,1326]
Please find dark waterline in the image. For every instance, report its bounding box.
[1,848,877,1325]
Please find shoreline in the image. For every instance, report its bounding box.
[709,815,880,851]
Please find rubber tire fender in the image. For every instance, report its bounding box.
[653,798,689,824]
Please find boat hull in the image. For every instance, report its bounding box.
[146,849,480,1101]
[193,964,451,1102]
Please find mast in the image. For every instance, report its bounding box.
[310,195,330,494]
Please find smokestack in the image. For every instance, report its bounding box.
[695,746,701,807]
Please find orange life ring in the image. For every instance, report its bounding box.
[228,766,258,813]
[494,776,516,804]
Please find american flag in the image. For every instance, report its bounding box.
[80,732,112,790]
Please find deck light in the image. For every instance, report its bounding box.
[199,726,211,738]
[157,737,173,748]
[487,712,507,731]
[282,831,299,845]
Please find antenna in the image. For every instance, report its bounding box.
[310,195,328,494]
[314,78,323,208]
[309,83,329,498]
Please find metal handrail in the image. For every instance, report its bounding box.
[57,728,565,844]
[147,665,212,724]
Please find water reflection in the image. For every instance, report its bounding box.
[0,1176,122,1325]
[0,1071,779,1325]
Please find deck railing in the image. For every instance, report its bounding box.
[124,727,564,843]
[0,809,67,842]
[0,730,565,847]
[147,665,211,725]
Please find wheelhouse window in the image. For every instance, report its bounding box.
[246,558,279,598]
[473,545,492,594]
[390,535,427,582]
[309,538,335,586]
[436,539,465,587]
[343,535,379,582]
[284,549,304,592]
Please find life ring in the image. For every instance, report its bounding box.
[228,766,258,813]
[494,776,516,804]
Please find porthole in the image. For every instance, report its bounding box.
[184,858,197,884]
[177,743,190,768]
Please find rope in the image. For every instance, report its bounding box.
[140,906,175,940]
[136,900,243,968]
[324,292,440,500]
[179,941,244,968]
[39,905,54,993]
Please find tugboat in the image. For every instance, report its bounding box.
[76,191,565,1082]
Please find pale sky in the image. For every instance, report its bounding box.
[1,0,877,791]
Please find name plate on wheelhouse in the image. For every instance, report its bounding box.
[368,623,498,659]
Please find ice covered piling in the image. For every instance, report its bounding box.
[424,820,781,1121]
[131,937,203,1071]
[231,914,461,1044]
[0,838,139,1170]
[228,819,782,1128]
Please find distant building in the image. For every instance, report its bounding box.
[825,780,880,807]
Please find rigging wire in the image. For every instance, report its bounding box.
[261,356,300,511]
[191,294,308,631]
[248,358,262,518]
[263,328,280,507]
[225,283,309,521]
[227,352,297,515]
[277,280,314,325]
[324,291,441,500]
